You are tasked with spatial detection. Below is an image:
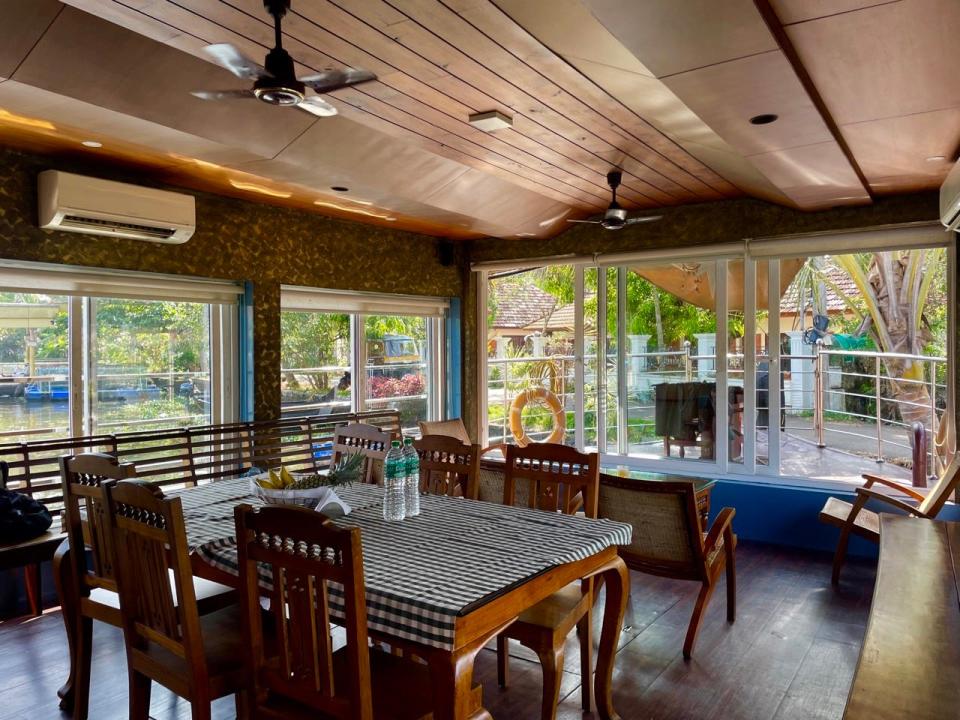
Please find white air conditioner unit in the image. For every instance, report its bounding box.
[38,170,195,244]
[939,159,960,231]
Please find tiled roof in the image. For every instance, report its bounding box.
[490,278,557,329]
[781,262,859,314]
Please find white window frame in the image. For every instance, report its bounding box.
[0,260,241,438]
[280,286,449,427]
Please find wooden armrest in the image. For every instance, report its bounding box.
[703,507,736,552]
[855,487,927,517]
[861,473,925,501]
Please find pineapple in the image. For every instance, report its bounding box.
[290,452,364,490]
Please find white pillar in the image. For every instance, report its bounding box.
[628,334,651,395]
[786,330,809,412]
[495,336,509,358]
[530,333,546,358]
[694,332,716,379]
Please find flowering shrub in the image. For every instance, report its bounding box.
[368,373,425,399]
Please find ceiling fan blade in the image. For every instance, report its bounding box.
[298,95,339,117]
[300,68,377,93]
[624,215,663,224]
[567,219,602,224]
[202,43,268,80]
[191,89,256,101]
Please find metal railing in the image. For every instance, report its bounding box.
[487,342,949,475]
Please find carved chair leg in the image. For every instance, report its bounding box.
[71,615,94,720]
[683,581,716,661]
[577,611,593,712]
[128,670,152,720]
[24,563,42,616]
[53,539,77,711]
[496,634,509,688]
[536,644,565,720]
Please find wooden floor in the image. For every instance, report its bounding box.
[0,542,876,720]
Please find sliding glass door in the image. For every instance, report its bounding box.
[480,225,954,487]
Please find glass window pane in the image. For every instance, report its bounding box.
[624,262,717,462]
[91,298,212,434]
[280,310,353,416]
[364,314,430,434]
[485,268,576,449]
[0,293,70,442]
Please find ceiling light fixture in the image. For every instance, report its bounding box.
[468,110,513,132]
[749,113,778,125]
[926,155,947,162]
[229,179,292,198]
[81,140,102,148]
[331,186,349,192]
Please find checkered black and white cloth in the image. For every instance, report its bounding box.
[173,477,632,650]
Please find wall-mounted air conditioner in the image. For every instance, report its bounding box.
[38,170,195,244]
[940,160,960,232]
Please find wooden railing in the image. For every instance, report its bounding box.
[0,409,402,519]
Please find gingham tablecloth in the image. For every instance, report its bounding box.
[173,477,632,650]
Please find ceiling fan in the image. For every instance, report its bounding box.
[191,0,376,118]
[568,170,662,230]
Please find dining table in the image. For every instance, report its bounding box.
[167,476,633,720]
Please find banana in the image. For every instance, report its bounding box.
[280,466,296,488]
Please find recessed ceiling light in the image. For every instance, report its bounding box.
[81,140,102,148]
[925,155,947,162]
[749,114,778,125]
[331,186,349,192]
[468,110,513,132]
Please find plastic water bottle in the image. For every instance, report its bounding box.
[402,437,420,517]
[383,440,406,522]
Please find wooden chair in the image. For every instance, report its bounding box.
[419,417,504,457]
[496,443,599,720]
[105,480,248,720]
[234,503,440,719]
[413,434,480,499]
[331,423,391,484]
[56,453,234,720]
[597,474,736,659]
[820,454,960,584]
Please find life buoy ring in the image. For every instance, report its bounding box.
[509,387,566,447]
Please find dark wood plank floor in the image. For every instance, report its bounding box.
[0,542,876,720]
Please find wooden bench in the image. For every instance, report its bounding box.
[843,514,960,719]
[0,409,401,616]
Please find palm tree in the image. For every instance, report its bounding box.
[824,249,943,431]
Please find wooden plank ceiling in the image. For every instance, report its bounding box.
[0,0,954,239]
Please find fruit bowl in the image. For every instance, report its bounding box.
[250,472,351,515]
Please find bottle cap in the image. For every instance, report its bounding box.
[403,437,413,445]
[391,440,401,448]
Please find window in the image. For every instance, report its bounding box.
[478,224,955,487]
[0,263,239,441]
[280,287,447,434]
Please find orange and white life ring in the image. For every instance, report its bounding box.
[509,387,566,447]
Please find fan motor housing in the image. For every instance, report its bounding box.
[253,78,305,105]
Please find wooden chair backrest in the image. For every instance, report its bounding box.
[105,480,207,682]
[59,453,137,594]
[504,443,599,518]
[332,423,390,485]
[597,474,706,581]
[418,418,470,445]
[413,435,480,499]
[919,454,960,516]
[235,504,372,720]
